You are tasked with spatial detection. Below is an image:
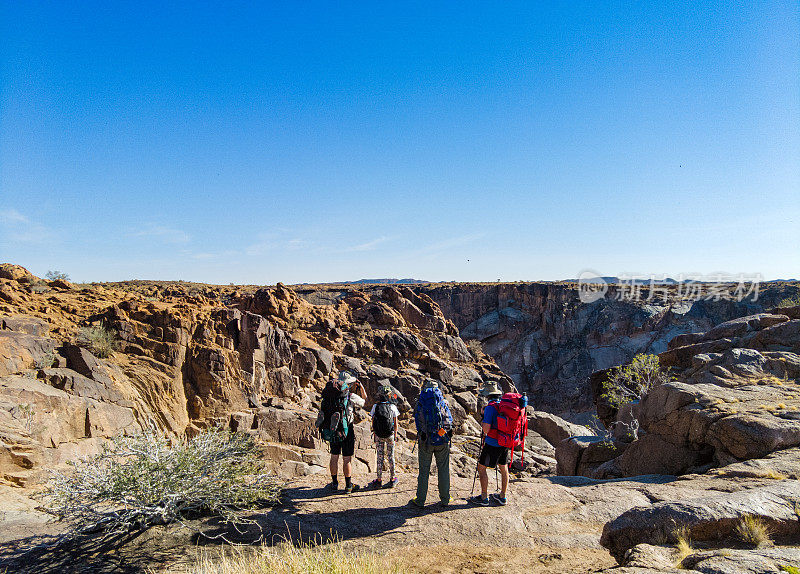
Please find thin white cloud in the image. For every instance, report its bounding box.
[417,233,486,254]
[0,209,29,224]
[350,235,393,252]
[0,208,52,244]
[190,249,241,261]
[131,224,190,245]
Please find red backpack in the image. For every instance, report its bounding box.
[486,392,529,467]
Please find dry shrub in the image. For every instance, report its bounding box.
[41,426,282,539]
[673,525,693,566]
[735,515,772,547]
[78,325,118,358]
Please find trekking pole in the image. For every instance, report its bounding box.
[470,433,484,497]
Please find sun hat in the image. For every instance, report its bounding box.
[422,379,439,390]
[337,371,357,386]
[478,381,502,397]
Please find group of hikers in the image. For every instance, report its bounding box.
[314,370,528,507]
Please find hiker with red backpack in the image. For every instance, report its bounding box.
[469,387,528,506]
[367,384,400,489]
[315,371,367,494]
[410,379,454,507]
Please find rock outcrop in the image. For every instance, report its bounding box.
[0,267,516,486]
[297,282,798,419]
[576,309,800,479]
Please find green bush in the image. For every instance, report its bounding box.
[602,353,671,409]
[776,293,800,308]
[42,426,282,537]
[77,325,118,358]
[45,270,70,282]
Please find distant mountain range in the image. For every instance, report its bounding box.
[295,278,429,286]
[566,276,797,285]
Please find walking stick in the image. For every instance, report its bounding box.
[470,433,484,497]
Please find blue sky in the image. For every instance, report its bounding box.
[1,2,798,284]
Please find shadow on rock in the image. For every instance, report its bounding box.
[194,484,462,547]
[0,528,182,574]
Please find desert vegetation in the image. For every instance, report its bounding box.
[176,541,407,574]
[735,515,772,548]
[601,353,672,409]
[77,325,118,358]
[45,270,70,282]
[41,426,282,539]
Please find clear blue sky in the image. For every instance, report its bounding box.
[1,2,798,284]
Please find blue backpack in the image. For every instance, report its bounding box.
[415,386,453,446]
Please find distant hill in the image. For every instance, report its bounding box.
[294,278,429,286]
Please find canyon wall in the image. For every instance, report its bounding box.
[419,283,796,417]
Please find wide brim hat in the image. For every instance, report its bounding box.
[478,381,502,397]
[337,371,357,385]
[422,379,439,390]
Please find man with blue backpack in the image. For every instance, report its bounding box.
[410,379,454,507]
[315,371,367,494]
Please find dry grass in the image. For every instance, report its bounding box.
[172,542,407,574]
[673,526,693,566]
[735,515,772,548]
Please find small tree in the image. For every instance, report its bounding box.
[602,353,671,409]
[41,426,282,538]
[45,270,70,282]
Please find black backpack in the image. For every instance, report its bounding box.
[372,402,395,438]
[320,380,350,444]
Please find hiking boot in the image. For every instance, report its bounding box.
[439,496,454,506]
[326,481,339,492]
[385,477,398,488]
[368,479,382,490]
[490,493,507,506]
[408,497,424,508]
[345,483,360,494]
[468,495,490,506]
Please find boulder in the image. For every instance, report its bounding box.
[256,406,319,449]
[529,410,595,447]
[0,316,50,337]
[681,547,800,572]
[600,481,800,562]
[623,544,678,570]
[614,433,707,477]
[453,391,478,414]
[0,264,34,282]
[0,331,57,376]
[556,436,624,476]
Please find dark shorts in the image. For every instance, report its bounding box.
[330,427,355,457]
[478,443,509,468]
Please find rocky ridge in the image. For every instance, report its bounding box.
[2,264,799,573]
[297,281,799,420]
[0,264,531,489]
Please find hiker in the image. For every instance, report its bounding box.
[470,390,528,506]
[368,384,400,489]
[476,380,503,418]
[315,371,367,493]
[410,379,453,507]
